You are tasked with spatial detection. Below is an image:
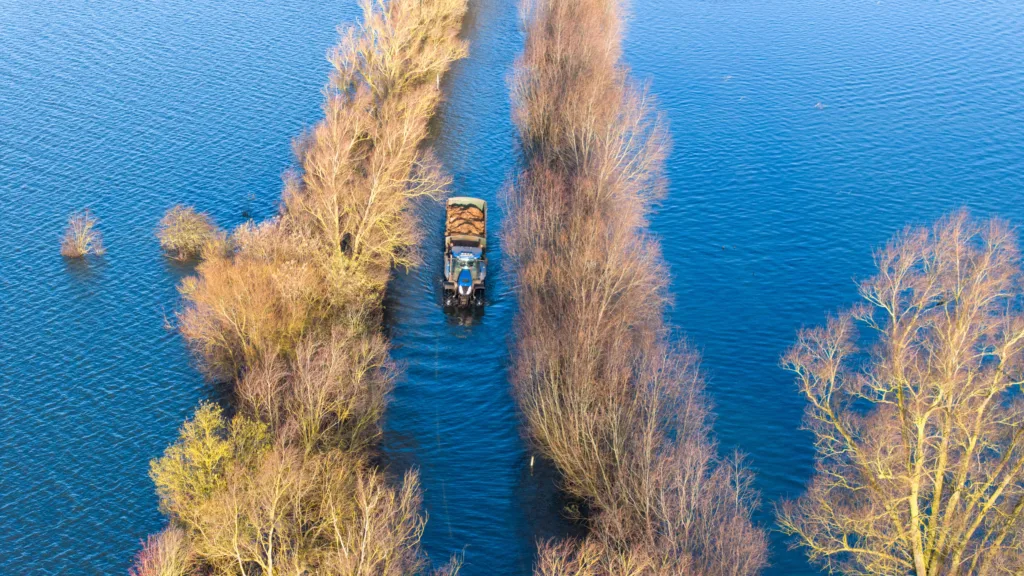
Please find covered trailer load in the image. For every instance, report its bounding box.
[443,197,487,307]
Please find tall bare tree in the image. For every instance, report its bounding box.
[779,211,1024,575]
[507,0,768,573]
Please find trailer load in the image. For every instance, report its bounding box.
[443,197,487,307]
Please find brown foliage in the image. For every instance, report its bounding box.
[60,209,105,258]
[779,211,1024,576]
[535,537,657,576]
[192,447,427,576]
[506,0,767,573]
[281,0,468,293]
[177,222,329,381]
[137,0,469,573]
[236,326,393,455]
[178,0,469,381]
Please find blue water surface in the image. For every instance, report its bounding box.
[0,1,356,572]
[626,0,1024,573]
[1,0,1022,574]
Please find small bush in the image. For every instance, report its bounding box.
[129,527,194,576]
[60,209,104,258]
[157,205,218,261]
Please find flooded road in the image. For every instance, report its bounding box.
[381,1,579,572]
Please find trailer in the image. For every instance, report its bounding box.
[443,197,486,307]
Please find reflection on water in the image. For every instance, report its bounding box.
[62,256,106,284]
[445,307,487,328]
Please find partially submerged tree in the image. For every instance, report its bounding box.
[179,0,469,381]
[779,211,1024,575]
[148,403,428,575]
[60,209,104,258]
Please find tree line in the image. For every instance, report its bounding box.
[131,0,468,573]
[504,0,767,573]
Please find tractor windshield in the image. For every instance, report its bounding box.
[455,247,482,273]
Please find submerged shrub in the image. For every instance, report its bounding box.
[60,209,104,258]
[157,205,219,261]
[129,527,194,576]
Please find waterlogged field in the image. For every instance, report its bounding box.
[1,0,1022,574]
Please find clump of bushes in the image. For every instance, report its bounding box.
[157,205,220,261]
[133,0,469,573]
[506,0,768,573]
[129,526,194,576]
[147,403,428,575]
[60,209,105,258]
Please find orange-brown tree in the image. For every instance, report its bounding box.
[133,0,469,573]
[506,0,768,573]
[779,212,1024,575]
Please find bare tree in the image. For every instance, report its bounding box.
[60,209,105,258]
[178,0,469,381]
[779,211,1024,575]
[147,404,435,576]
[506,0,768,573]
[236,327,394,455]
[129,527,194,576]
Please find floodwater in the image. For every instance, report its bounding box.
[1,0,1022,574]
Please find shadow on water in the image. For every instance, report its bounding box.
[160,255,200,283]
[61,255,107,284]
[444,306,486,328]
